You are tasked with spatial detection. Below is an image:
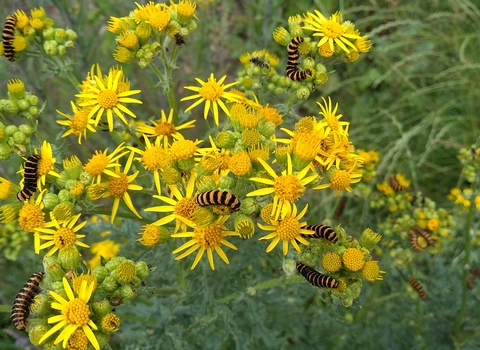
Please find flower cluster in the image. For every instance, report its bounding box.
[107,1,198,67]
[294,226,384,307]
[0,7,77,61]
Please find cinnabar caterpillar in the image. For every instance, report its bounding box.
[17,154,40,201]
[286,36,311,81]
[302,224,338,243]
[407,277,427,300]
[2,15,17,62]
[412,225,434,246]
[296,262,338,288]
[407,230,423,252]
[195,190,241,212]
[11,271,44,330]
[389,174,406,191]
[250,57,269,69]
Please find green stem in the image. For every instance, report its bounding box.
[284,92,298,116]
[454,181,476,335]
[148,61,179,125]
[219,276,305,303]
[65,70,80,89]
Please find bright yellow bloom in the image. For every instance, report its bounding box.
[35,141,62,188]
[39,278,99,350]
[100,152,143,223]
[317,97,349,136]
[18,191,46,240]
[88,239,120,268]
[34,214,89,256]
[171,216,238,270]
[84,143,129,184]
[56,101,96,144]
[181,73,241,125]
[247,154,318,220]
[257,203,313,256]
[136,109,195,147]
[303,10,361,54]
[314,165,362,196]
[76,65,142,132]
[144,170,198,233]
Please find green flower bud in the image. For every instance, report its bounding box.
[51,280,67,294]
[131,276,142,286]
[191,207,216,227]
[28,106,39,119]
[92,265,108,283]
[30,293,53,316]
[4,100,19,115]
[272,27,291,46]
[92,299,112,317]
[135,261,149,279]
[63,155,83,179]
[239,197,259,215]
[4,125,18,136]
[282,258,297,276]
[57,45,66,56]
[52,201,74,222]
[12,143,26,157]
[120,284,136,301]
[195,175,217,193]
[101,275,119,292]
[57,245,81,270]
[116,260,136,284]
[79,171,93,185]
[186,19,197,32]
[25,94,39,106]
[105,256,126,272]
[216,131,237,149]
[258,119,276,138]
[218,176,235,191]
[296,86,310,100]
[177,157,195,171]
[18,124,34,136]
[24,27,36,40]
[55,28,67,44]
[161,167,181,185]
[43,27,55,40]
[93,331,111,347]
[42,193,59,210]
[57,189,74,202]
[251,81,262,90]
[12,131,27,144]
[28,324,51,345]
[66,29,78,41]
[234,214,255,239]
[43,40,58,56]
[342,297,354,307]
[43,255,65,281]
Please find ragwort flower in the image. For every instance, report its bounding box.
[56,101,96,144]
[35,141,61,188]
[84,143,129,184]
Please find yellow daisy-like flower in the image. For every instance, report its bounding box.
[88,239,120,268]
[181,73,241,125]
[129,136,174,195]
[0,176,13,200]
[14,10,29,29]
[247,154,318,220]
[34,141,61,188]
[56,101,97,144]
[303,10,361,54]
[314,164,362,196]
[145,3,171,30]
[18,190,46,238]
[84,143,129,184]
[136,109,195,147]
[39,278,100,350]
[257,202,313,256]
[101,152,143,223]
[171,216,238,270]
[144,170,198,233]
[34,213,89,256]
[317,97,349,136]
[76,65,142,132]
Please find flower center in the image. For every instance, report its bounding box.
[29,18,44,30]
[108,173,128,197]
[18,203,45,233]
[84,153,109,176]
[119,32,138,49]
[37,157,53,177]
[174,197,197,220]
[322,19,344,39]
[67,329,89,350]
[331,170,351,191]
[97,89,118,109]
[0,179,13,200]
[63,298,91,326]
[54,227,77,249]
[228,152,252,176]
[101,313,121,333]
[170,140,197,160]
[155,121,176,136]
[71,111,89,135]
[273,175,303,202]
[325,114,339,131]
[117,260,136,283]
[142,146,168,171]
[199,80,224,101]
[177,1,196,18]
[147,6,171,30]
[276,217,301,240]
[193,223,223,249]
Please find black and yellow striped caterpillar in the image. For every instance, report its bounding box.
[286,37,311,81]
[17,154,41,201]
[195,190,241,212]
[412,225,434,246]
[11,271,44,330]
[407,230,423,252]
[302,224,338,243]
[249,57,270,69]
[333,197,347,221]
[389,174,406,191]
[296,262,338,288]
[407,277,427,301]
[2,15,17,62]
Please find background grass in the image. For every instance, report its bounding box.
[0,0,479,349]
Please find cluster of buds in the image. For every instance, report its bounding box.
[457,146,480,183]
[0,7,77,61]
[293,226,384,307]
[107,1,198,67]
[0,221,29,260]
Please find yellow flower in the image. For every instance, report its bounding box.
[257,203,313,256]
[314,165,362,196]
[88,239,120,268]
[56,101,96,144]
[76,65,142,132]
[129,137,174,195]
[39,278,99,350]
[35,141,62,188]
[317,97,349,136]
[18,191,46,238]
[342,247,365,271]
[303,10,361,54]
[322,252,342,272]
[136,109,195,147]
[146,3,171,30]
[171,216,238,270]
[0,176,13,200]
[362,261,385,282]
[84,143,129,184]
[34,214,89,256]
[181,73,241,125]
[247,154,318,220]
[144,170,198,233]
[101,152,143,223]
